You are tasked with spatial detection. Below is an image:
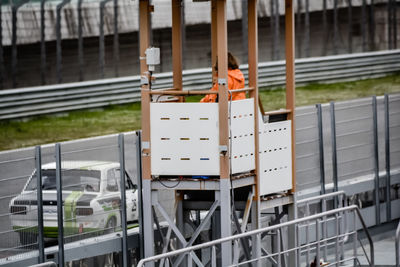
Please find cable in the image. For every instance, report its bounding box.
[155,176,182,189]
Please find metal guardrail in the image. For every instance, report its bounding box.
[136,205,374,267]
[1,50,400,120]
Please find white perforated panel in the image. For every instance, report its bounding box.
[259,119,292,196]
[151,103,220,176]
[230,99,256,174]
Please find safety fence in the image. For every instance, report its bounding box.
[136,205,373,267]
[0,93,399,266]
[0,49,400,120]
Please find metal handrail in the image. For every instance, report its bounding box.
[137,205,374,267]
[396,220,400,267]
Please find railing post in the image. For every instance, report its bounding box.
[113,0,119,77]
[136,131,144,260]
[384,94,391,222]
[316,104,326,195]
[55,143,64,267]
[330,102,339,205]
[118,134,129,267]
[0,3,4,89]
[347,0,352,53]
[78,0,84,81]
[40,0,47,85]
[372,96,380,225]
[56,0,71,84]
[35,146,45,263]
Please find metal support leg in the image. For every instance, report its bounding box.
[372,96,380,225]
[287,198,297,267]
[143,179,155,263]
[55,143,64,267]
[35,146,45,263]
[384,94,391,222]
[219,179,232,266]
[118,134,129,267]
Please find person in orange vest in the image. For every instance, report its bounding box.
[200,52,246,103]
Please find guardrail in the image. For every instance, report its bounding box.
[137,205,374,267]
[1,50,400,120]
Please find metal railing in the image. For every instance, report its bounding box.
[396,220,400,267]
[0,50,400,120]
[137,205,374,267]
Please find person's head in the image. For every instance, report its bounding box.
[214,52,239,71]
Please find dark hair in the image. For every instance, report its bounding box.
[214,52,239,71]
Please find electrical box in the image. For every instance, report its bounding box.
[145,47,160,71]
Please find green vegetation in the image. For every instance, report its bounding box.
[1,74,400,151]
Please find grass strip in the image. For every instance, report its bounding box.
[1,74,399,151]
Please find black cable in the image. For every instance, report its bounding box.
[156,176,182,189]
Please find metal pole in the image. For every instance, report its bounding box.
[361,0,367,52]
[274,0,280,60]
[296,0,302,58]
[388,0,393,50]
[56,0,71,84]
[35,146,45,263]
[270,0,275,60]
[333,0,338,54]
[384,94,391,222]
[394,0,397,49]
[369,0,375,51]
[0,3,3,89]
[40,0,46,85]
[118,134,129,267]
[330,102,338,205]
[347,0,352,54]
[322,0,327,56]
[304,0,309,57]
[136,131,144,260]
[78,0,84,81]
[372,96,380,225]
[100,0,107,78]
[55,143,64,267]
[113,0,119,77]
[241,0,248,63]
[317,104,326,195]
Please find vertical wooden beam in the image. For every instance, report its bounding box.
[172,0,183,95]
[140,0,151,181]
[216,0,229,180]
[211,0,218,81]
[285,0,296,193]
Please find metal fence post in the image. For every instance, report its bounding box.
[372,96,380,225]
[118,134,129,267]
[35,146,45,263]
[56,0,71,84]
[113,0,119,77]
[317,104,326,195]
[136,131,144,260]
[388,0,393,50]
[361,0,367,52]
[0,3,3,89]
[333,0,338,54]
[40,0,47,85]
[304,0,310,57]
[55,143,64,267]
[330,102,338,195]
[369,0,375,51]
[384,94,391,222]
[78,0,84,81]
[393,0,397,49]
[99,0,112,78]
[11,0,29,88]
[347,0,352,53]
[273,0,280,60]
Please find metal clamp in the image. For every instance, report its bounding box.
[218,78,227,85]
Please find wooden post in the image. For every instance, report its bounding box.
[285,0,296,193]
[140,0,151,181]
[215,0,229,180]
[172,0,183,98]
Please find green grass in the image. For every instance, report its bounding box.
[1,74,400,151]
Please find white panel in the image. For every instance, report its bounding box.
[259,120,293,196]
[230,99,256,174]
[151,103,220,176]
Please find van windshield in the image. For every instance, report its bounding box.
[26,169,101,192]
